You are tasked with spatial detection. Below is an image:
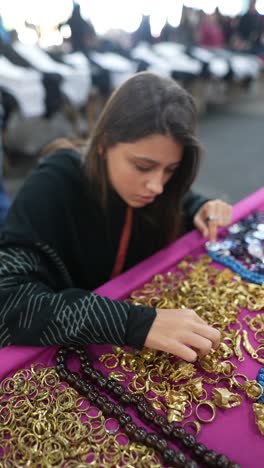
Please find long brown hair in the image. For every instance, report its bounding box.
[85,72,201,249]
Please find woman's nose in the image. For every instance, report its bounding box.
[146,173,164,195]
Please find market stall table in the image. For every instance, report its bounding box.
[1,187,263,467]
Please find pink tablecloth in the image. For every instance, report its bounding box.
[1,187,264,467]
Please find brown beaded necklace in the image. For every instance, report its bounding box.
[56,346,240,468]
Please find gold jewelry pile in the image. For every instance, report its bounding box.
[99,255,264,434]
[1,255,263,467]
[0,364,161,467]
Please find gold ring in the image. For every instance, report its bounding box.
[183,420,201,435]
[196,400,216,423]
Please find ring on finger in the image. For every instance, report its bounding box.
[206,215,218,222]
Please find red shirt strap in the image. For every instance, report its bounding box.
[110,205,133,279]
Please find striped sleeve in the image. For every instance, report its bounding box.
[0,244,156,349]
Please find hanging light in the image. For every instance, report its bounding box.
[168,0,183,28]
[256,0,264,14]
[218,0,245,17]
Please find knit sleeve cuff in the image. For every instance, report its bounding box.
[125,304,157,349]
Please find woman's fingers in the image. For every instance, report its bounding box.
[207,218,218,242]
[144,308,221,361]
[194,199,233,241]
[161,339,198,362]
[189,313,219,343]
[193,323,221,349]
[183,334,213,357]
[193,214,209,237]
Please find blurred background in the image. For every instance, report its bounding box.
[0,0,263,227]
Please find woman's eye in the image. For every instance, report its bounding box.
[135,165,152,172]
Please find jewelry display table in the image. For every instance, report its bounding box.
[1,187,263,467]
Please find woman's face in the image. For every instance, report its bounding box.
[105,134,183,208]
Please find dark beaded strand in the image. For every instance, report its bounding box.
[80,347,239,468]
[56,353,189,467]
[55,347,240,468]
[55,347,193,467]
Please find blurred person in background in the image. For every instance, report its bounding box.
[197,11,225,48]
[132,15,153,47]
[232,0,264,52]
[160,6,196,47]
[215,8,234,47]
[63,1,97,52]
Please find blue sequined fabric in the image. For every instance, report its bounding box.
[257,367,264,404]
[206,212,264,285]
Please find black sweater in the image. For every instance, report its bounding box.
[0,150,208,349]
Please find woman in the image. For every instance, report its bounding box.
[0,72,232,361]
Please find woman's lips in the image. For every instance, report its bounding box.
[138,195,155,203]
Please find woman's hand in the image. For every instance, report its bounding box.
[194,199,232,242]
[144,308,221,362]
